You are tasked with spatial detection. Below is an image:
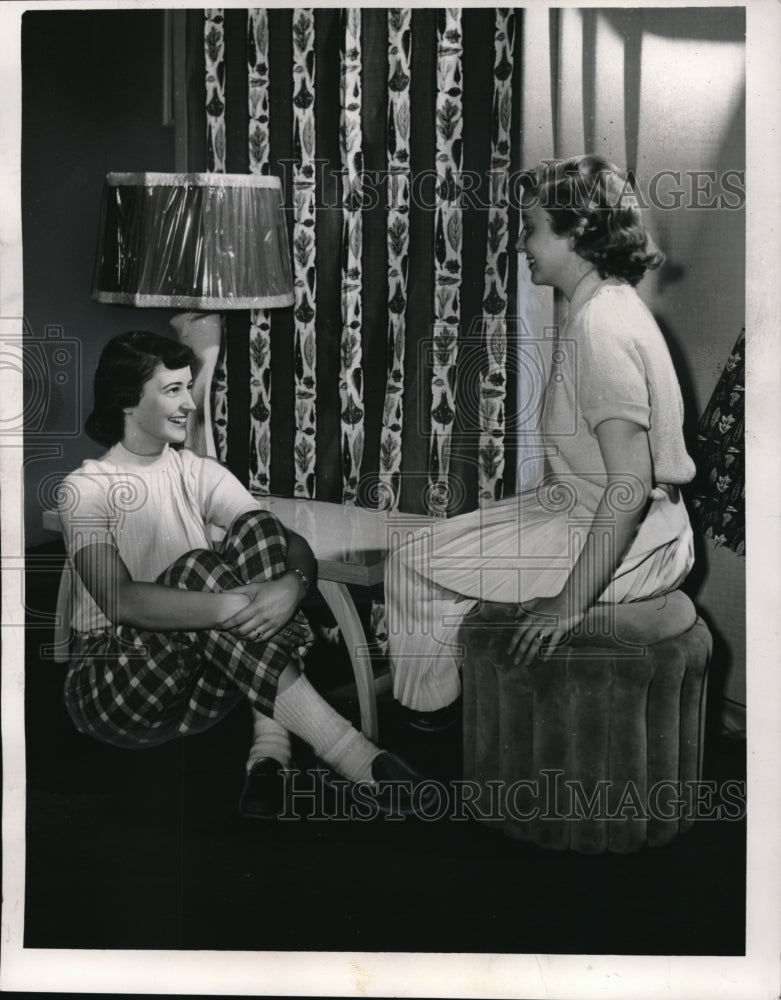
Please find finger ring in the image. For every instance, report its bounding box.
[253,627,263,639]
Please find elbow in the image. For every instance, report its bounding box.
[289,529,315,566]
[605,471,651,517]
[113,582,147,629]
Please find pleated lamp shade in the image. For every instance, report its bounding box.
[92,172,294,309]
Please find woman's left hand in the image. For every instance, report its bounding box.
[506,594,585,669]
[218,576,301,640]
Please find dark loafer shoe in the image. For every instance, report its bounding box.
[364,751,441,818]
[315,752,441,819]
[238,757,289,820]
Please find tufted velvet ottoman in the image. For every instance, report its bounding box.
[460,591,712,853]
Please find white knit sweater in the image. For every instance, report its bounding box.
[543,271,696,509]
[59,443,259,632]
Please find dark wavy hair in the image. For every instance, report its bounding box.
[85,331,196,447]
[521,154,665,286]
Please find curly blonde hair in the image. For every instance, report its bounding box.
[521,154,665,286]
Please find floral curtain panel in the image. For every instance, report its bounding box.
[690,328,746,555]
[185,7,523,517]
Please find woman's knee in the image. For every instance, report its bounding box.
[231,509,288,545]
[220,509,289,578]
[159,548,238,590]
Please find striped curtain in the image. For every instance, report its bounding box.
[184,8,523,517]
[203,9,230,463]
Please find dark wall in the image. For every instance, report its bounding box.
[23,10,175,546]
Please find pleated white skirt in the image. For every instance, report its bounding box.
[385,485,694,711]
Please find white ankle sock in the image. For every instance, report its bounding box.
[272,674,380,784]
[246,711,292,772]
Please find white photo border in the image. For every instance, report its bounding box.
[2,1,778,997]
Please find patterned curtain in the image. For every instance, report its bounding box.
[690,328,745,555]
[203,9,230,463]
[184,8,523,517]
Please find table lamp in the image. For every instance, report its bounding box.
[92,171,293,456]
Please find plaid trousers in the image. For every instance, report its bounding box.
[63,510,312,749]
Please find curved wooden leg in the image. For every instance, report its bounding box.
[317,578,379,742]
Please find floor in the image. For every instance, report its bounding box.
[21,542,746,955]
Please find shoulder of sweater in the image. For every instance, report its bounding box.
[578,281,642,322]
[65,451,114,479]
[577,284,662,345]
[177,449,239,494]
[176,448,230,476]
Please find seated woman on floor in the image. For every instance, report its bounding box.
[59,331,428,818]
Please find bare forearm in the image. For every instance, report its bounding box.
[560,488,647,616]
[81,522,314,631]
[562,418,653,616]
[117,582,249,631]
[509,421,653,667]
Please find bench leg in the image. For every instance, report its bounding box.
[317,579,379,742]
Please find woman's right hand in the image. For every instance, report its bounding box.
[216,592,252,623]
[218,577,302,640]
[506,594,584,669]
[217,586,313,651]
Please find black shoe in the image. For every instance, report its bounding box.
[238,757,289,820]
[365,751,441,817]
[315,752,441,818]
[402,699,460,733]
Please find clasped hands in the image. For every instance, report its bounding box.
[218,575,311,650]
[506,594,585,669]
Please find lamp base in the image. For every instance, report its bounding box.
[169,311,223,458]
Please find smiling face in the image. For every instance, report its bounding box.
[122,364,195,455]
[516,202,580,294]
